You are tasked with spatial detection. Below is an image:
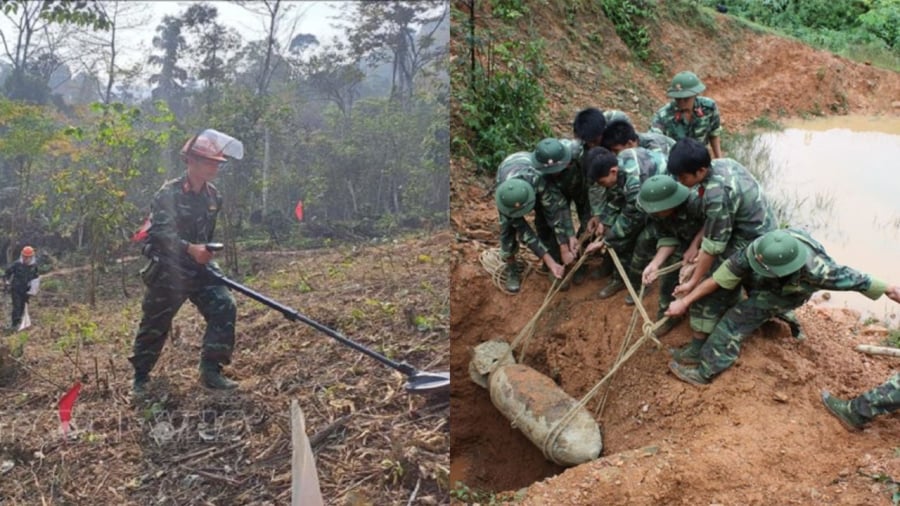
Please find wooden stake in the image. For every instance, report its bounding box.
[855,344,900,357]
[291,399,324,506]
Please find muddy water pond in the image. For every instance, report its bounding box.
[732,116,900,326]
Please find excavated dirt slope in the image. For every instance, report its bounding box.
[450,2,900,504]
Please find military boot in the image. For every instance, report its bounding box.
[133,373,150,399]
[504,264,522,293]
[775,311,805,340]
[549,271,570,291]
[654,316,682,338]
[668,361,710,386]
[199,362,239,390]
[591,257,614,279]
[572,264,589,285]
[597,278,625,299]
[670,338,704,365]
[821,391,868,431]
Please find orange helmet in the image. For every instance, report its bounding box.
[21,246,34,257]
[181,133,229,162]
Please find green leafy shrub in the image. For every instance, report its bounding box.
[453,36,550,174]
[599,0,655,61]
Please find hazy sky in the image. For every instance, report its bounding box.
[116,1,345,67]
[0,1,346,69]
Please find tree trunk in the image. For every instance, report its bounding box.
[346,180,358,215]
[262,126,270,214]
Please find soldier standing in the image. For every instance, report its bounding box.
[3,245,39,331]
[665,228,900,385]
[130,129,244,396]
[650,71,723,159]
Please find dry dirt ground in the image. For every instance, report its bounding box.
[450,3,900,505]
[0,232,450,505]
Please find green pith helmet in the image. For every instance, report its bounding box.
[667,71,706,98]
[495,178,536,218]
[638,175,689,213]
[746,230,810,278]
[531,138,572,175]
[604,109,632,125]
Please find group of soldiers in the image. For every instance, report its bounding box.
[493,70,900,430]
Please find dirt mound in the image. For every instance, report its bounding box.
[450,3,900,504]
[0,233,450,504]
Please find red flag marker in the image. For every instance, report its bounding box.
[294,200,304,222]
[58,382,82,437]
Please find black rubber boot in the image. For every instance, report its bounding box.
[199,362,238,390]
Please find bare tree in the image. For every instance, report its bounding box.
[0,0,109,102]
[345,1,448,107]
[71,1,150,104]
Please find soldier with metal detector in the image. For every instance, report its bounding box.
[129,129,244,396]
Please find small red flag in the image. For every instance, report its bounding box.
[294,200,304,222]
[131,217,151,243]
[58,382,82,437]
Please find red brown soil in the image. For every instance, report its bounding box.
[0,233,449,505]
[450,3,900,504]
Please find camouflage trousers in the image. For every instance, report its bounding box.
[852,373,900,420]
[501,203,560,263]
[607,225,657,294]
[655,249,683,319]
[129,277,236,376]
[689,255,742,334]
[698,289,809,378]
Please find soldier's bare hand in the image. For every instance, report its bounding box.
[547,260,565,280]
[560,248,575,266]
[568,236,580,256]
[187,243,213,265]
[665,299,688,317]
[886,285,900,304]
[584,239,605,255]
[643,262,660,285]
[586,216,602,236]
[673,279,696,298]
[684,244,700,264]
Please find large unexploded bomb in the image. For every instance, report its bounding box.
[469,340,602,466]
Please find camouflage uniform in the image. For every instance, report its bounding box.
[3,259,38,328]
[690,158,776,334]
[497,153,572,263]
[848,373,900,420]
[645,190,704,316]
[129,175,237,377]
[592,147,667,289]
[649,96,722,146]
[698,229,889,379]
[545,139,592,238]
[638,131,676,156]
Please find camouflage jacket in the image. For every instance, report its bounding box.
[147,174,223,259]
[649,96,723,145]
[497,154,570,259]
[713,228,888,300]
[646,189,705,250]
[543,139,591,230]
[638,131,676,156]
[697,158,775,258]
[3,260,39,295]
[595,147,667,250]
